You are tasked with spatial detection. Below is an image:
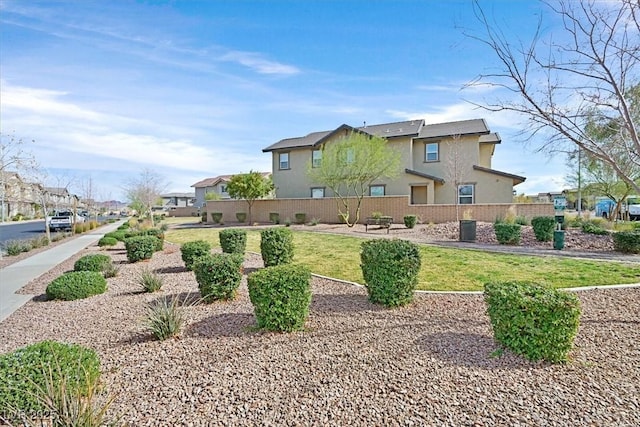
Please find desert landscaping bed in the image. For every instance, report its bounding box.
[0,239,638,426]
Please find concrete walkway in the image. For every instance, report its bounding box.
[0,221,123,323]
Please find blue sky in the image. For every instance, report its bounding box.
[0,0,569,201]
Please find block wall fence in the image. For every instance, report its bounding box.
[198,197,554,224]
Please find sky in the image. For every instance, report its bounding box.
[0,0,572,202]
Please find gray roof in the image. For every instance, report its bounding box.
[405,169,445,184]
[473,165,526,185]
[161,192,195,198]
[417,119,490,139]
[264,118,496,152]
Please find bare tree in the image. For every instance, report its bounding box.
[442,134,474,221]
[466,0,640,193]
[123,169,167,227]
[0,132,36,222]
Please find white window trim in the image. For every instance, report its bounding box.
[279,152,290,170]
[311,187,325,198]
[425,142,439,162]
[370,185,385,197]
[458,184,475,204]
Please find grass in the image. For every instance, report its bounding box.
[165,226,640,292]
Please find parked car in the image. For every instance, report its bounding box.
[46,210,85,231]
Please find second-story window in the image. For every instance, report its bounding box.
[312,149,322,168]
[279,152,290,170]
[425,142,439,162]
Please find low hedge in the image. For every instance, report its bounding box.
[73,253,112,273]
[46,271,107,301]
[124,235,157,262]
[0,340,101,418]
[180,240,212,270]
[219,228,247,254]
[531,216,555,242]
[193,253,244,302]
[484,281,581,362]
[360,239,421,307]
[98,236,118,247]
[103,230,127,242]
[247,264,311,332]
[613,231,640,254]
[260,228,294,267]
[494,223,522,245]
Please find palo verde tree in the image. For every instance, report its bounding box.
[123,168,167,227]
[226,171,274,224]
[466,0,640,194]
[306,131,401,227]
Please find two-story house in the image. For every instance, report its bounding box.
[262,118,525,205]
[191,175,233,208]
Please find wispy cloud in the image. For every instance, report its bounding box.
[220,51,300,75]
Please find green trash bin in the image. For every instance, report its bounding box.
[553,230,565,250]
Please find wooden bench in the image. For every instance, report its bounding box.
[364,216,393,234]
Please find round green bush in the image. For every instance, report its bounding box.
[180,240,212,270]
[73,253,112,273]
[46,271,107,301]
[193,253,244,302]
[404,215,417,229]
[260,228,294,267]
[0,340,101,418]
[247,264,311,332]
[98,236,118,247]
[104,230,127,242]
[124,235,157,262]
[141,228,165,251]
[360,239,421,307]
[219,228,247,254]
[531,216,555,242]
[494,223,522,245]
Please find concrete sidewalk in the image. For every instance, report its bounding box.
[0,221,124,323]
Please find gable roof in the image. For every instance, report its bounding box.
[192,172,271,188]
[417,119,490,139]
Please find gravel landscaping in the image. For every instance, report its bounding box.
[0,225,639,425]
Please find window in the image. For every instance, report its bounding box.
[458,184,475,204]
[220,185,227,194]
[425,142,439,162]
[279,152,290,170]
[312,149,322,168]
[311,187,325,198]
[346,148,355,164]
[370,185,385,197]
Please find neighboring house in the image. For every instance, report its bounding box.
[159,192,196,209]
[44,187,79,211]
[262,118,525,204]
[191,173,271,208]
[0,171,43,220]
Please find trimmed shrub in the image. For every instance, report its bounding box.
[46,271,107,301]
[0,340,100,417]
[260,227,294,267]
[193,253,244,302]
[581,222,609,236]
[98,236,118,247]
[247,264,311,332]
[139,228,164,251]
[236,212,247,223]
[360,239,421,307]
[494,223,522,245]
[613,231,640,254]
[531,216,555,242]
[219,228,247,254]
[403,215,417,229]
[73,254,112,273]
[124,235,157,262]
[211,212,223,223]
[294,212,306,224]
[180,240,212,270]
[484,281,581,362]
[269,212,280,224]
[104,230,127,242]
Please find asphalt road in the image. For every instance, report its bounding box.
[0,220,46,247]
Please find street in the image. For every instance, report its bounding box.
[0,220,46,247]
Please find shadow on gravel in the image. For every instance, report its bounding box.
[31,293,49,302]
[187,313,255,338]
[311,293,383,314]
[154,266,188,274]
[416,332,537,370]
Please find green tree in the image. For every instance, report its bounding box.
[467,0,640,194]
[226,171,274,224]
[306,131,401,227]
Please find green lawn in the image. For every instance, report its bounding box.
[165,226,640,292]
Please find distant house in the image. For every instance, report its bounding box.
[191,172,271,208]
[262,119,525,204]
[0,172,43,220]
[44,187,80,211]
[159,192,196,209]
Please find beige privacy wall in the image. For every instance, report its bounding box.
[203,196,554,224]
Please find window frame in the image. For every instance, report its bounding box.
[369,185,385,197]
[458,184,475,204]
[310,187,325,198]
[279,152,290,170]
[425,142,439,162]
[312,149,322,168]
